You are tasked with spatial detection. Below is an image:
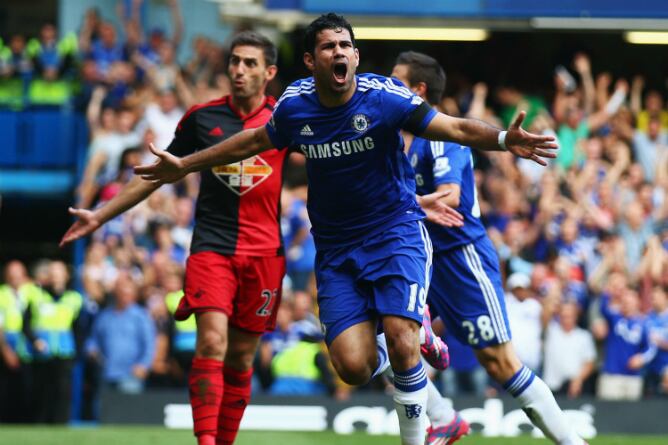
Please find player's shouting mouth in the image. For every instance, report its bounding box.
[333,60,348,85]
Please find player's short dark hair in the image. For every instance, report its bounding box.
[229,31,278,66]
[303,13,355,55]
[394,51,446,106]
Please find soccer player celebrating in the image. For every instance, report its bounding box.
[391,51,587,445]
[136,14,556,445]
[61,32,285,445]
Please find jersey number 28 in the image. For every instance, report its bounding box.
[462,315,495,345]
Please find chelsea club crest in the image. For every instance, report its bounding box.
[351,113,370,133]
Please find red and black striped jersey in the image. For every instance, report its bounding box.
[167,95,287,257]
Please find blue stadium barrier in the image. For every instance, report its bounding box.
[0,111,20,167]
[0,169,74,194]
[24,110,78,168]
[0,108,88,195]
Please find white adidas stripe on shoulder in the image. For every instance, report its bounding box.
[283,81,314,92]
[275,83,316,108]
[383,79,413,97]
[280,84,315,96]
[357,77,412,98]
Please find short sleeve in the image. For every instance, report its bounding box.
[380,77,436,133]
[581,331,596,362]
[433,144,469,187]
[265,106,292,150]
[166,108,199,157]
[265,85,299,149]
[88,137,106,157]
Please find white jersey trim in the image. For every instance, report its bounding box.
[462,243,510,343]
[357,77,413,99]
[275,81,316,109]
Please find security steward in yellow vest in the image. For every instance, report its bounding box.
[0,260,40,423]
[23,261,83,423]
[26,24,77,105]
[0,35,33,109]
[269,319,336,396]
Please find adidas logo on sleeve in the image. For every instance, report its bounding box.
[300,124,314,136]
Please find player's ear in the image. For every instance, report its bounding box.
[303,52,315,72]
[415,81,427,98]
[265,64,278,82]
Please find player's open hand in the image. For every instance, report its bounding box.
[505,111,558,166]
[134,143,186,185]
[59,207,102,247]
[418,190,464,228]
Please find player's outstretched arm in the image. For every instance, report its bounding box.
[420,111,558,165]
[59,175,160,247]
[135,127,273,184]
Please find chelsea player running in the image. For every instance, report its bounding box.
[136,14,556,445]
[392,51,587,445]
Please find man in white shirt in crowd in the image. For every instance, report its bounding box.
[144,88,184,150]
[505,272,544,373]
[543,301,596,398]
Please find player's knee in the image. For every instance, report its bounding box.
[225,345,256,370]
[384,328,419,369]
[331,354,373,386]
[196,328,227,359]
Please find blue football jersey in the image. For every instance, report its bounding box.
[408,138,487,251]
[600,296,651,376]
[266,73,436,249]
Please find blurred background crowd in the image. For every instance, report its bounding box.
[0,0,667,426]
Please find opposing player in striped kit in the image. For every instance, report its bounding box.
[62,32,286,445]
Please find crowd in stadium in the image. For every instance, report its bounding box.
[0,1,667,426]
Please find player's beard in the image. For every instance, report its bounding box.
[233,76,264,99]
[316,64,354,97]
[331,71,354,94]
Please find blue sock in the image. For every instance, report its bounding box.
[393,361,428,392]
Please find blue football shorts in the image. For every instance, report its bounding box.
[427,236,512,349]
[315,220,432,345]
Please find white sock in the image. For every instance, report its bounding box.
[426,378,455,427]
[384,364,454,427]
[371,334,391,378]
[393,362,429,445]
[504,365,585,445]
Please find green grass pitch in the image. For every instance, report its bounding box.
[0,427,664,445]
